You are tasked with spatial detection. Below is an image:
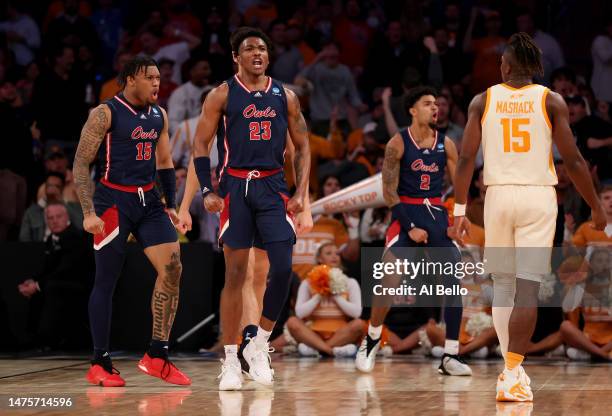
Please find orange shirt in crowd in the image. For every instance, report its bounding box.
[572,221,612,247]
[99,78,121,103]
[244,4,278,30]
[298,41,316,66]
[292,216,349,279]
[470,37,505,94]
[333,17,372,68]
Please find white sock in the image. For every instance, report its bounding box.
[444,339,459,356]
[225,344,238,361]
[257,326,272,342]
[368,324,383,340]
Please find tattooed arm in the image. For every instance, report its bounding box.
[73,104,111,234]
[285,87,311,214]
[382,134,404,207]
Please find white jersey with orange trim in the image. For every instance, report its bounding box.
[480,83,557,186]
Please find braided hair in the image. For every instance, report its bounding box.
[506,32,544,78]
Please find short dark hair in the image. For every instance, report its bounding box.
[230,27,273,55]
[118,55,159,88]
[46,171,66,185]
[550,66,577,85]
[404,85,438,111]
[505,32,544,78]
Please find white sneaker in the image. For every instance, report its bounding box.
[518,365,531,387]
[355,335,381,373]
[218,358,243,391]
[496,369,533,402]
[545,345,565,358]
[377,345,393,357]
[298,343,320,357]
[566,347,590,361]
[470,346,489,359]
[333,344,357,357]
[438,354,473,376]
[431,346,444,358]
[242,337,274,386]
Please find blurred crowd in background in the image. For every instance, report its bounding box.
[0,0,611,358]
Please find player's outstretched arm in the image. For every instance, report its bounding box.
[73,104,111,234]
[286,87,311,214]
[548,91,606,230]
[191,83,228,214]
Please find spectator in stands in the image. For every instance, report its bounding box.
[435,93,464,147]
[164,0,203,38]
[137,27,200,85]
[0,169,27,241]
[433,26,469,87]
[91,0,122,74]
[561,246,612,361]
[556,160,591,234]
[286,19,315,66]
[347,121,383,176]
[269,19,304,84]
[551,67,579,98]
[17,201,92,350]
[287,242,363,357]
[36,148,78,204]
[359,206,390,246]
[157,58,178,109]
[463,7,505,94]
[591,18,612,106]
[198,6,233,82]
[31,45,87,155]
[567,95,612,182]
[16,60,40,106]
[516,9,565,84]
[167,57,211,134]
[378,68,421,137]
[20,172,82,242]
[244,0,278,31]
[333,0,372,71]
[295,41,367,137]
[572,185,612,247]
[98,51,132,102]
[0,2,41,66]
[46,0,99,55]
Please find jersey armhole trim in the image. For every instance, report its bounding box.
[542,88,552,130]
[480,88,491,125]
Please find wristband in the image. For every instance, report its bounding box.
[453,203,466,217]
[194,156,213,197]
[157,168,176,209]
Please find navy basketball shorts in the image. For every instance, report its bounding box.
[218,169,296,249]
[92,181,177,252]
[385,201,458,255]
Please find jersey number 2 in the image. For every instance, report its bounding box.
[249,121,272,140]
[420,174,430,190]
[501,118,530,152]
[136,142,152,160]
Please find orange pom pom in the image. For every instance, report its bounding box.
[307,265,331,295]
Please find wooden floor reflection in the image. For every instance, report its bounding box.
[1,355,611,415]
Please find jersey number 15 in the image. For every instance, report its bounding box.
[500,118,530,153]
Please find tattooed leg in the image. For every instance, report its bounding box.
[144,243,182,341]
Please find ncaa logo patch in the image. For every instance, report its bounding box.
[152,107,159,114]
[272,87,280,93]
[272,86,282,96]
[437,143,444,149]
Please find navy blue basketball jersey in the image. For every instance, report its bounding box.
[216,75,288,178]
[397,128,446,198]
[99,94,164,186]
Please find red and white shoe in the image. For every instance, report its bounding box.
[86,364,125,387]
[137,353,191,385]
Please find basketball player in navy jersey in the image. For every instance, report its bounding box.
[190,27,310,390]
[73,56,190,387]
[355,86,472,376]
